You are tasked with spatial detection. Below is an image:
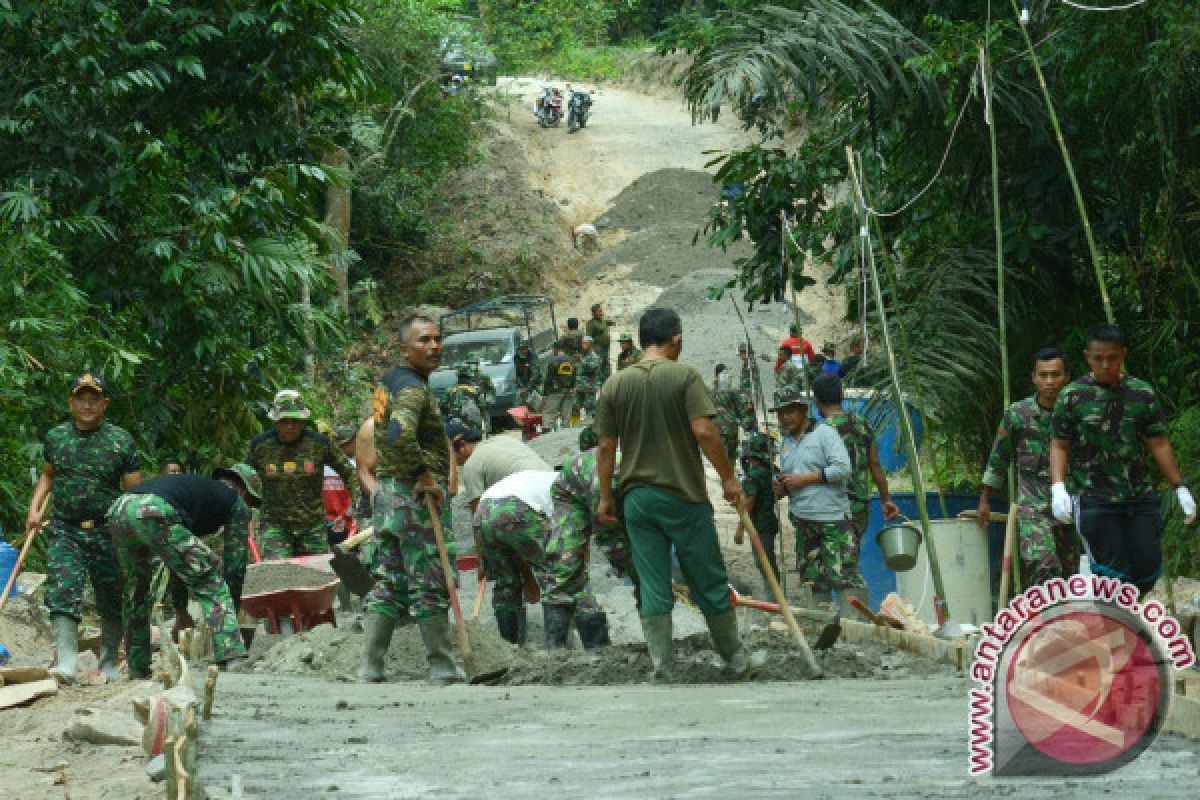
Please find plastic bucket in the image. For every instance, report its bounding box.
[876,523,922,572]
[896,518,994,627]
[0,540,19,597]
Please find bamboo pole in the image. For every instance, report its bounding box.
[845,146,951,620]
[1011,0,1113,324]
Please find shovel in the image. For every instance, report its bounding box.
[737,506,821,676]
[814,592,841,651]
[329,526,375,597]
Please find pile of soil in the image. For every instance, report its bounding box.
[498,627,954,686]
[245,620,531,682]
[243,563,337,597]
[595,168,722,233]
[0,592,52,665]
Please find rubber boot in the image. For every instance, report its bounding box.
[574,611,612,649]
[706,610,757,681]
[357,612,396,683]
[542,603,573,650]
[639,614,674,683]
[495,608,521,645]
[98,618,123,680]
[49,614,80,685]
[418,616,465,685]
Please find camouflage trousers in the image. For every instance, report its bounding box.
[167,529,249,613]
[44,519,124,623]
[257,522,329,561]
[575,386,599,416]
[790,515,866,593]
[366,479,455,621]
[543,495,639,613]
[1017,505,1081,588]
[476,495,553,615]
[107,494,245,675]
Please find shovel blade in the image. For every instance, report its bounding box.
[330,550,375,597]
[814,619,841,651]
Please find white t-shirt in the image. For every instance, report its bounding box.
[479,469,557,515]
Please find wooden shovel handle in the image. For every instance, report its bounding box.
[339,526,374,551]
[0,522,42,614]
[425,494,470,655]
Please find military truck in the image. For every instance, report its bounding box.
[431,294,558,426]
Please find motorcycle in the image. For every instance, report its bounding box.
[566,89,592,134]
[535,87,563,128]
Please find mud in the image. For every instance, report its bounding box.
[242,563,336,596]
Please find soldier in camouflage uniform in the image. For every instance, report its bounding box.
[712,364,753,465]
[245,390,358,560]
[360,315,464,685]
[108,473,251,677]
[26,373,142,683]
[976,348,1080,588]
[464,359,497,425]
[616,332,641,371]
[543,448,638,649]
[561,317,585,362]
[811,374,900,542]
[576,336,604,417]
[585,302,615,381]
[737,342,761,401]
[734,433,780,597]
[514,340,537,390]
[1050,325,1195,593]
[771,380,863,600]
[169,463,260,635]
[474,470,557,645]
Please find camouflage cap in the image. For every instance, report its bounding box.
[268,389,311,421]
[213,463,262,505]
[578,425,599,451]
[741,432,772,461]
[618,332,633,343]
[769,381,810,411]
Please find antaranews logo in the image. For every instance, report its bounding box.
[968,574,1195,777]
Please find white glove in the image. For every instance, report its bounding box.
[1177,486,1197,525]
[1051,483,1073,524]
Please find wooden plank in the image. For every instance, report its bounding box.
[0,665,50,684]
[0,678,58,710]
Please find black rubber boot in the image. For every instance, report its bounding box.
[542,603,573,650]
[495,609,521,645]
[574,611,612,649]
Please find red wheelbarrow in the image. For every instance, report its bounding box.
[508,405,542,441]
[241,555,341,635]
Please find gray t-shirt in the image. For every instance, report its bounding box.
[460,437,552,504]
[779,422,852,521]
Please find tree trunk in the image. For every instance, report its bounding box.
[324,147,352,317]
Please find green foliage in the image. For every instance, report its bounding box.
[1163,406,1200,580]
[479,0,613,71]
[540,40,646,82]
[0,0,365,531]
[680,1,1200,477]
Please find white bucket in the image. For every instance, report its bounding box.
[895,519,993,627]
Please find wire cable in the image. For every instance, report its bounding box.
[853,90,974,218]
[1058,0,1149,11]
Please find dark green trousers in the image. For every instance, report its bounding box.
[623,487,734,617]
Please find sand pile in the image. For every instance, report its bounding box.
[245,619,532,682]
[243,563,336,596]
[0,592,52,665]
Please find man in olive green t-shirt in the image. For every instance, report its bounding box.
[594,307,755,682]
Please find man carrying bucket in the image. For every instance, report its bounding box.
[976,347,1080,587]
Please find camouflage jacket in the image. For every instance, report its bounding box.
[373,365,449,485]
[246,428,357,529]
[577,350,604,390]
[560,332,584,362]
[981,396,1055,512]
[1051,375,1168,502]
[713,388,752,435]
[443,384,481,419]
[585,318,613,353]
[739,360,760,397]
[616,347,642,371]
[514,351,537,388]
[44,421,140,523]
[470,375,496,410]
[825,410,875,515]
[740,462,779,537]
[552,450,615,521]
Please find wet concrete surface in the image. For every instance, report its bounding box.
[198,674,1199,798]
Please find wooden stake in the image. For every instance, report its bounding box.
[738,506,821,676]
[997,503,1019,609]
[202,665,218,721]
